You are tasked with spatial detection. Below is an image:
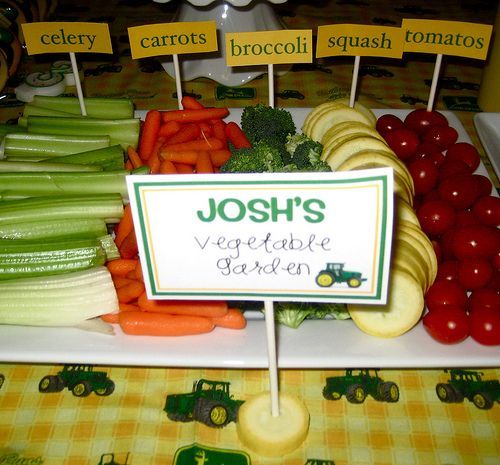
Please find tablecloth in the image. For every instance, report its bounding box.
[0,1,499,464]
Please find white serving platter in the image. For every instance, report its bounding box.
[474,112,500,181]
[0,109,498,369]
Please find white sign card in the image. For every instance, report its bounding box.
[126,169,394,304]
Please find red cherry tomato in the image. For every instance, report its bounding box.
[455,209,480,227]
[436,259,460,282]
[410,141,444,164]
[425,280,468,311]
[494,250,500,271]
[408,158,439,195]
[472,174,493,196]
[469,307,500,346]
[417,199,456,237]
[437,174,481,210]
[384,128,420,160]
[439,228,457,261]
[458,258,494,291]
[422,125,459,150]
[375,114,405,137]
[468,287,500,312]
[438,159,472,180]
[404,109,449,135]
[451,225,500,260]
[423,306,470,344]
[432,239,442,263]
[445,142,481,172]
[472,195,500,227]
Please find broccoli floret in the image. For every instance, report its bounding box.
[273,301,350,329]
[285,133,331,172]
[220,140,285,173]
[241,104,296,148]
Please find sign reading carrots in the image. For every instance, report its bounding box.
[126,169,394,304]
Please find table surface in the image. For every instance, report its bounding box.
[0,1,499,464]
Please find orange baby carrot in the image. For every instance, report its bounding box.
[198,122,213,138]
[124,159,133,170]
[209,149,232,167]
[225,121,252,149]
[112,276,136,289]
[119,303,141,312]
[147,137,165,174]
[181,95,205,109]
[101,313,120,324]
[211,308,247,330]
[195,150,213,174]
[139,109,161,160]
[161,137,224,152]
[134,260,143,281]
[116,279,145,304]
[167,123,200,144]
[211,120,227,147]
[159,159,178,174]
[127,145,143,169]
[118,311,215,336]
[107,258,138,277]
[119,230,139,259]
[114,203,134,248]
[161,150,199,165]
[174,163,194,174]
[162,108,229,123]
[137,294,228,318]
[158,120,181,138]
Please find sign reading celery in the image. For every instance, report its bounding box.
[126,170,394,304]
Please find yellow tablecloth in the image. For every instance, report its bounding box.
[0,1,499,464]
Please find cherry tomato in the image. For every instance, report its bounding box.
[438,159,472,180]
[472,195,500,227]
[452,225,500,260]
[494,250,500,271]
[432,239,442,263]
[423,306,470,344]
[422,125,459,150]
[458,258,494,291]
[472,174,493,196]
[404,109,449,135]
[468,287,500,312]
[408,158,439,195]
[425,280,468,311]
[410,141,444,165]
[417,199,456,237]
[445,142,481,172]
[384,128,420,160]
[375,114,405,137]
[439,228,457,261]
[455,209,480,227]
[469,307,500,346]
[436,259,460,282]
[437,174,481,210]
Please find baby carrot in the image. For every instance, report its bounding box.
[101,313,120,324]
[195,150,214,173]
[211,120,227,147]
[209,149,232,167]
[119,303,140,312]
[119,229,139,259]
[174,163,194,174]
[211,308,247,330]
[134,260,143,281]
[138,293,228,318]
[112,276,136,289]
[107,258,138,277]
[181,95,205,109]
[158,120,181,138]
[147,137,164,174]
[114,203,134,248]
[118,311,215,336]
[159,159,178,174]
[161,149,199,165]
[198,122,213,138]
[161,137,224,152]
[127,145,143,169]
[167,123,200,144]
[225,121,252,149]
[162,108,229,123]
[124,159,133,170]
[117,279,145,304]
[139,110,161,160]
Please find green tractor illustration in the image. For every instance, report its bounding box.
[97,453,130,465]
[38,365,115,397]
[315,263,366,288]
[164,379,245,428]
[305,460,335,465]
[323,369,399,403]
[436,369,500,410]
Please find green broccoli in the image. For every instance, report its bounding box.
[220,140,285,173]
[285,133,331,172]
[273,301,350,329]
[240,104,296,148]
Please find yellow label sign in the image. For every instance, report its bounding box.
[402,19,492,59]
[21,22,112,54]
[316,24,404,58]
[127,21,217,59]
[225,30,312,66]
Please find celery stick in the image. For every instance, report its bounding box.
[0,170,130,200]
[40,145,125,171]
[0,160,102,172]
[22,105,78,118]
[31,95,135,119]
[0,194,124,224]
[98,234,120,261]
[26,116,140,150]
[2,133,111,159]
[0,123,27,138]
[0,218,108,240]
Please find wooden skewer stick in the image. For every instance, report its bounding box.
[69,52,87,116]
[264,299,280,417]
[427,53,443,112]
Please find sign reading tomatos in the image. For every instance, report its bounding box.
[126,170,394,304]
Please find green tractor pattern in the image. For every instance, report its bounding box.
[97,453,130,465]
[316,263,366,288]
[38,365,115,397]
[436,369,500,410]
[305,460,335,465]
[164,379,245,428]
[323,369,399,403]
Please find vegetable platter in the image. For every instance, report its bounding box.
[0,108,498,369]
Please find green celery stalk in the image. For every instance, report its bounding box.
[40,145,125,171]
[0,123,27,138]
[26,115,140,150]
[22,105,79,118]
[0,170,130,200]
[0,217,108,240]
[30,95,135,119]
[98,234,120,261]
[0,266,118,327]
[2,133,111,159]
[0,194,124,224]
[0,160,102,172]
